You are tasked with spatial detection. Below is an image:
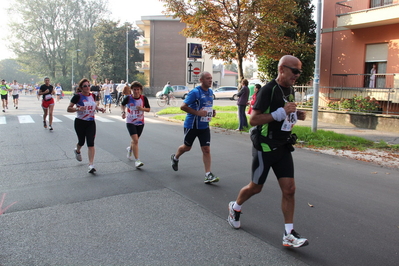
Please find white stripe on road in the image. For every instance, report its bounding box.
[64,115,76,120]
[64,114,115,122]
[108,115,124,121]
[0,117,5,124]
[95,116,114,122]
[18,115,35,123]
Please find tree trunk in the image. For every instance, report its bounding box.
[237,56,244,83]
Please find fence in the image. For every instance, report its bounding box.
[294,73,399,115]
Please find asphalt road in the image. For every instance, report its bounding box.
[0,94,398,265]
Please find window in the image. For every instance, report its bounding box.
[365,43,388,88]
[365,62,386,88]
[370,0,393,8]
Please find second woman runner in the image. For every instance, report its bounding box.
[121,81,151,168]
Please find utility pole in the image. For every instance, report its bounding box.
[126,23,129,83]
[312,0,322,132]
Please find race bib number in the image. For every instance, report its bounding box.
[128,106,141,119]
[281,111,297,132]
[83,101,96,114]
[200,107,213,122]
[45,94,52,100]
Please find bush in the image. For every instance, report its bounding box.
[328,95,380,113]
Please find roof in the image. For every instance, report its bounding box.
[223,70,238,75]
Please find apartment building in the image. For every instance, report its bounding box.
[320,0,399,113]
[135,15,213,92]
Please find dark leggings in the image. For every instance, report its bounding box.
[74,119,96,147]
[238,104,248,130]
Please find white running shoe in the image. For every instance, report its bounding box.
[135,159,144,168]
[88,165,96,174]
[126,147,133,160]
[74,148,82,162]
[282,230,309,248]
[227,201,241,229]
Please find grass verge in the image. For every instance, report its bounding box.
[158,107,399,152]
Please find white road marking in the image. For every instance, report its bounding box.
[18,115,35,123]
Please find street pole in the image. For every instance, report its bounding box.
[312,0,322,132]
[71,49,81,91]
[126,23,129,83]
[71,57,74,90]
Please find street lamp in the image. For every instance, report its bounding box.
[71,49,81,90]
[126,23,130,83]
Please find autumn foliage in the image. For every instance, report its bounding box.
[161,0,303,80]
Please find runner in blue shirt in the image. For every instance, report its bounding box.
[170,71,219,184]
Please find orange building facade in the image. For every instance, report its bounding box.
[320,0,399,113]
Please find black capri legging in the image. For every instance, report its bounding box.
[74,118,96,147]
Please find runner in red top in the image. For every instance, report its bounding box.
[38,77,56,130]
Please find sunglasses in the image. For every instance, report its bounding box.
[82,84,91,88]
[283,65,302,75]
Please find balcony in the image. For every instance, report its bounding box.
[336,0,399,29]
[135,38,150,49]
[135,61,150,72]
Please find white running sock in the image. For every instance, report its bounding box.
[233,202,241,211]
[285,223,294,234]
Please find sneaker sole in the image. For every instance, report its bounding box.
[227,219,240,229]
[283,240,309,248]
[88,168,96,174]
[204,177,219,184]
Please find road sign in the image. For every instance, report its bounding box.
[187,61,202,84]
[187,43,203,59]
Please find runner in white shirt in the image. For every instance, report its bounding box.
[55,83,63,102]
[101,78,112,113]
[115,80,125,107]
[10,80,20,109]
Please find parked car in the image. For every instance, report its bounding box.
[212,86,238,100]
[155,85,190,99]
[172,85,190,99]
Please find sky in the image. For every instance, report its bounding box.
[0,0,166,60]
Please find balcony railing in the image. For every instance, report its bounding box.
[336,0,395,15]
[135,38,150,48]
[336,0,399,29]
[135,61,150,71]
[295,73,399,114]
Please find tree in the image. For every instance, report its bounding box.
[224,63,238,73]
[244,64,257,79]
[0,59,40,84]
[7,0,107,79]
[257,0,316,85]
[90,21,143,83]
[161,0,300,82]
